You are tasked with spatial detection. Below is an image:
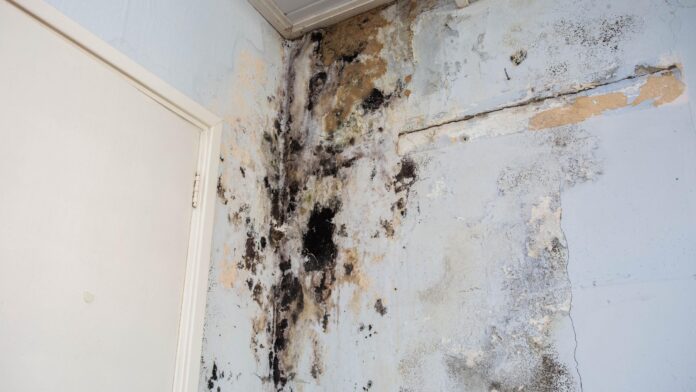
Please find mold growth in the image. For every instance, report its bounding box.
[510,49,528,65]
[302,203,339,273]
[257,2,424,389]
[374,298,388,316]
[302,201,341,304]
[554,15,641,52]
[315,8,390,132]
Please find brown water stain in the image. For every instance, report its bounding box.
[317,8,389,132]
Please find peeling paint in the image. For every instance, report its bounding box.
[632,72,686,107]
[529,92,627,129]
[530,69,684,129]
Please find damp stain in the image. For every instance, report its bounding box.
[255,1,424,389]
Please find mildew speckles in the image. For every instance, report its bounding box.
[529,354,575,392]
[527,196,564,260]
[374,298,388,316]
[554,15,641,52]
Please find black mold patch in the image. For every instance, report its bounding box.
[362,88,386,112]
[217,175,227,205]
[307,71,327,111]
[341,50,362,63]
[277,273,304,318]
[374,299,387,316]
[393,157,418,194]
[269,271,305,389]
[206,362,219,390]
[380,219,395,237]
[314,145,359,177]
[322,313,330,331]
[252,282,264,306]
[302,204,339,272]
[343,263,354,276]
[243,232,260,274]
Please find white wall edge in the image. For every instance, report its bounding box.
[6,1,223,391]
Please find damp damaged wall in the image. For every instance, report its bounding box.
[46,0,696,391]
[257,0,696,391]
[43,1,287,390]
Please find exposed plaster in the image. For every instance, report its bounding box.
[398,66,682,155]
[399,65,679,138]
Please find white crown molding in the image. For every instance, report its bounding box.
[248,0,393,39]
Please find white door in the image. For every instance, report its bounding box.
[0,1,207,391]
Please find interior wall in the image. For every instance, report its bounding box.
[256,0,696,391]
[42,0,287,390]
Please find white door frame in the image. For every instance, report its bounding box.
[6,1,222,391]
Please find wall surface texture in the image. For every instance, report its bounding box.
[45,0,696,391]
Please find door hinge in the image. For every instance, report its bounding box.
[192,173,201,208]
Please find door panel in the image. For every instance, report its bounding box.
[0,1,201,391]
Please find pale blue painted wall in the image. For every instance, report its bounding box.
[45,0,282,113]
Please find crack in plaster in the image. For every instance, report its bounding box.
[399,64,679,137]
[559,205,584,392]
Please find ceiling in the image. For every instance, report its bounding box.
[248,0,393,39]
